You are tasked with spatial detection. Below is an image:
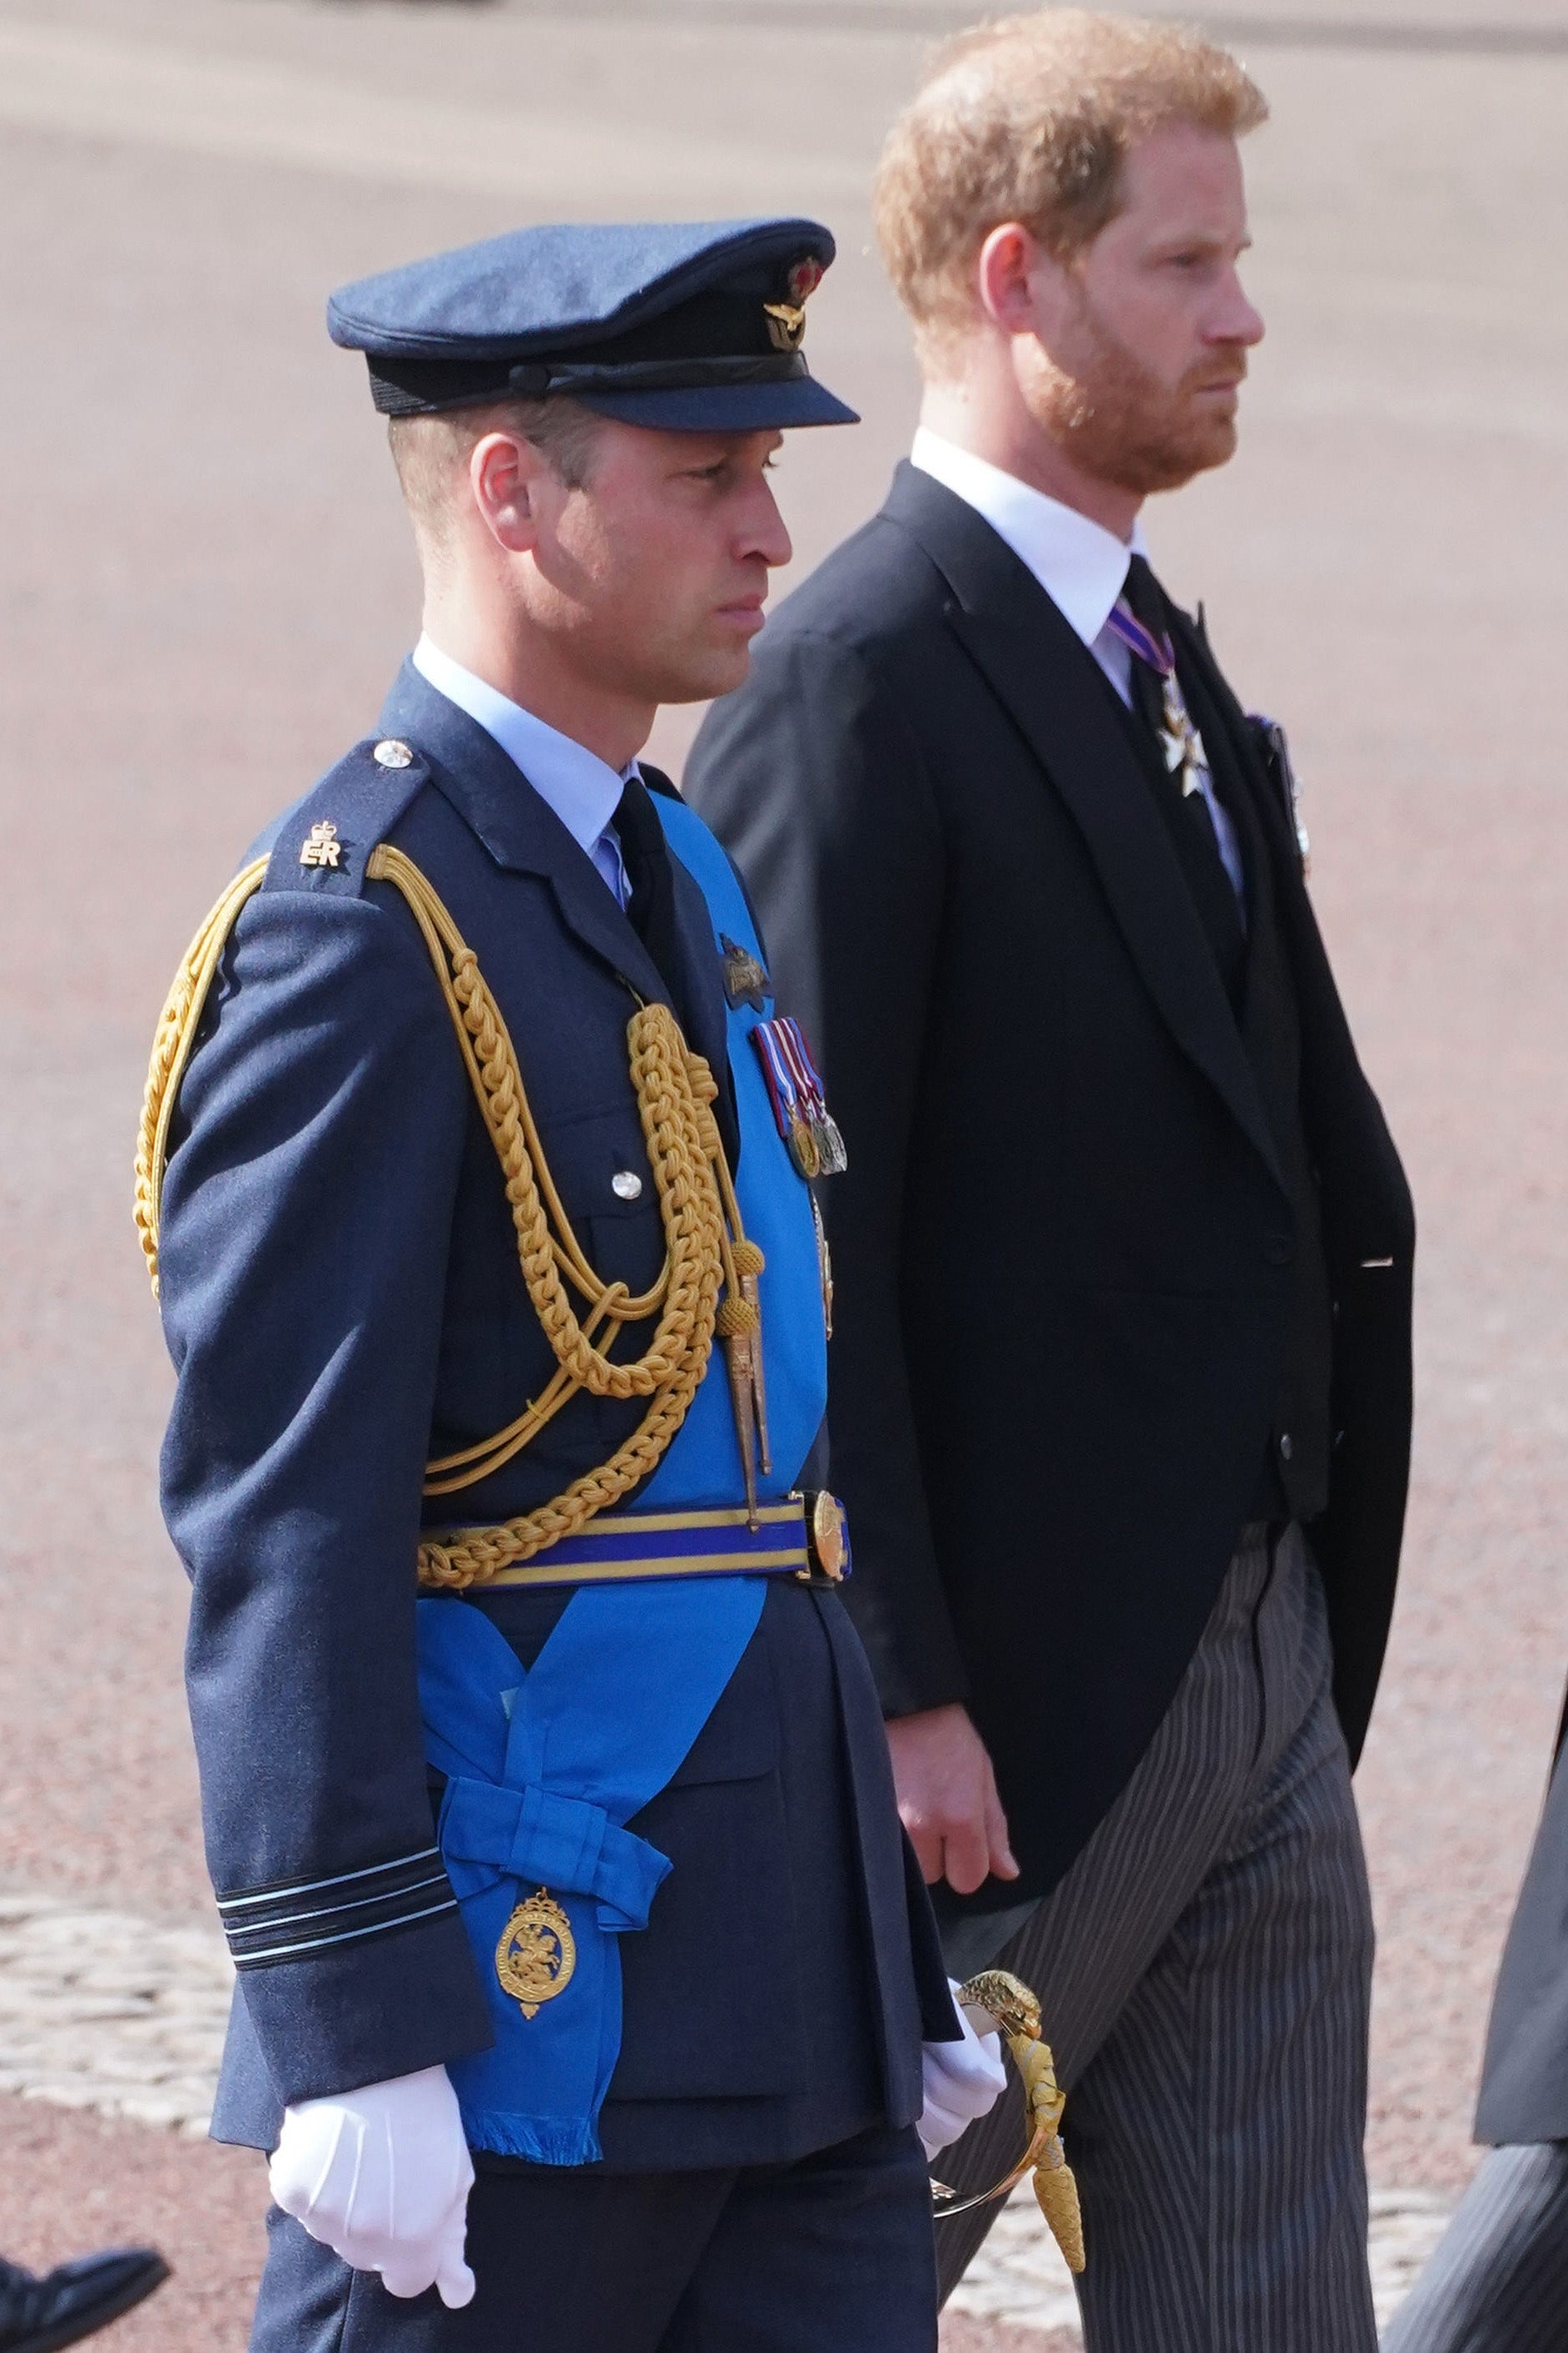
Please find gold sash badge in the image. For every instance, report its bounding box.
[494,1889,577,2020]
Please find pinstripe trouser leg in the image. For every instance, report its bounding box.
[933,1524,1377,2352]
[1379,2142,1568,2352]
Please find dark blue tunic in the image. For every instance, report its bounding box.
[156,664,950,2168]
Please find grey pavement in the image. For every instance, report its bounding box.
[0,1889,231,2135]
[1,1,1566,2344]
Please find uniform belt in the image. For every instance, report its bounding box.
[475,1492,851,1591]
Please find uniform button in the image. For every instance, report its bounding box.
[611,1170,643,1201]
[1278,1432,1294,1462]
[373,738,414,770]
[1265,1233,1294,1265]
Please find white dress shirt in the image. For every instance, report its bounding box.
[412,633,633,908]
[909,429,1243,903]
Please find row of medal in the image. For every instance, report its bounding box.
[750,1015,847,1181]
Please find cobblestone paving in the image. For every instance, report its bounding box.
[942,2181,1455,2339]
[0,1888,232,2137]
[0,1883,1454,2336]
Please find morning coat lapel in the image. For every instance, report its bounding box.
[376,661,671,1010]
[881,464,1284,1193]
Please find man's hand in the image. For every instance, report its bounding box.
[917,1982,1010,2158]
[268,2064,475,2308]
[887,1703,1020,1894]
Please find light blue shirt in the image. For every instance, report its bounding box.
[910,430,1244,906]
[412,633,633,908]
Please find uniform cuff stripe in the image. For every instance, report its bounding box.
[221,1871,452,1944]
[231,1896,460,1969]
[217,1844,441,1913]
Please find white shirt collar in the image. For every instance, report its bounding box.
[411,633,633,859]
[910,427,1148,650]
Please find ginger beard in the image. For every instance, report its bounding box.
[1026,280,1249,497]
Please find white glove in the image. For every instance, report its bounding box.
[268,2063,476,2307]
[916,1983,1010,2160]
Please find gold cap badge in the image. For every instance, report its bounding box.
[762,255,826,355]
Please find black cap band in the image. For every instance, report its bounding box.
[509,350,807,398]
[368,346,809,417]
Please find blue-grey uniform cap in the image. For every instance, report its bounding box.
[327,217,857,431]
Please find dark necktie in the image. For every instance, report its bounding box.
[612,772,685,998]
[1112,557,1228,870]
[1111,557,1247,997]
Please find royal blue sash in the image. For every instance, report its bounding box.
[418,1576,764,2162]
[634,797,826,1512]
[417,802,826,2163]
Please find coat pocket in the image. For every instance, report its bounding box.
[606,1630,802,2102]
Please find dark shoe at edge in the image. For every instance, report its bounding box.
[0,2249,171,2353]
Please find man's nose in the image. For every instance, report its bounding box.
[1213,266,1265,348]
[742,479,793,571]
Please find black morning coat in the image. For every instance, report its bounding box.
[1475,1690,1568,2146]
[156,662,951,2165]
[686,464,1417,1923]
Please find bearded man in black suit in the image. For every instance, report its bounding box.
[685,13,1415,2348]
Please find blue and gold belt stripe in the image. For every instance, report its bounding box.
[473,1494,849,1590]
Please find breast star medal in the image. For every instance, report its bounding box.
[1159,675,1210,800]
[494,1889,576,2019]
[720,935,770,1012]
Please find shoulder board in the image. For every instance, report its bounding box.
[257,736,432,900]
[639,762,683,803]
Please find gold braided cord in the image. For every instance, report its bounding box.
[134,858,270,1298]
[135,841,759,1593]
[369,847,722,1400]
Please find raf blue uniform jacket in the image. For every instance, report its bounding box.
[157,663,951,2167]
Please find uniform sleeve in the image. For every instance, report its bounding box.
[157,884,494,2107]
[685,631,971,1717]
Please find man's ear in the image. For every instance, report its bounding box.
[975,222,1046,335]
[976,221,1085,350]
[470,429,551,555]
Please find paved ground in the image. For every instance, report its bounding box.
[2,0,1566,2343]
[0,1882,1456,2342]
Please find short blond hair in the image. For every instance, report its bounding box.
[387,395,603,551]
[873,10,1267,359]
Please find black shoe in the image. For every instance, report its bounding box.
[0,2250,170,2353]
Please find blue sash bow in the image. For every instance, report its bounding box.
[417,1576,765,2162]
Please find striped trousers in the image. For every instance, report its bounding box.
[935,1524,1378,2351]
[1380,2142,1568,2351]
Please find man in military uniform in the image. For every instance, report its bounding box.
[1383,1686,1568,2351]
[140,219,1005,2353]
